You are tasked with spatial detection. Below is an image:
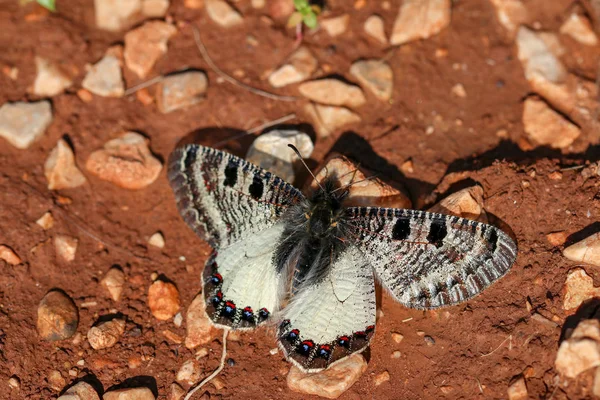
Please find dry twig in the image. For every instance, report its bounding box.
[185,329,229,400]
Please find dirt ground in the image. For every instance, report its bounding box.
[1,0,600,399]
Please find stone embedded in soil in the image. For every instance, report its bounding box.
[143,0,169,17]
[87,318,126,350]
[364,15,387,44]
[8,375,20,389]
[298,79,366,109]
[206,0,243,28]
[176,359,201,384]
[32,56,72,97]
[390,0,451,45]
[37,290,79,341]
[48,370,66,391]
[562,268,600,311]
[101,267,126,301]
[267,0,295,22]
[155,71,208,113]
[85,132,163,190]
[287,353,367,399]
[82,54,125,98]
[349,59,393,102]
[44,139,87,190]
[522,97,580,149]
[304,103,361,138]
[563,232,600,267]
[428,186,487,222]
[516,27,567,84]
[268,46,318,88]
[546,231,568,246]
[451,83,467,98]
[148,232,165,248]
[103,387,155,400]
[488,0,529,38]
[57,381,101,400]
[0,100,53,149]
[321,14,350,37]
[374,371,390,386]
[54,234,78,262]
[168,383,185,400]
[185,293,215,348]
[507,376,528,400]
[36,211,54,230]
[560,13,598,46]
[94,0,140,31]
[391,332,404,343]
[148,280,180,320]
[556,319,600,378]
[246,129,314,183]
[0,245,21,265]
[124,21,177,78]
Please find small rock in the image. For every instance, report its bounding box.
[428,186,487,222]
[206,0,243,27]
[321,14,350,37]
[424,335,435,346]
[374,371,390,386]
[82,54,124,98]
[36,211,54,230]
[94,0,141,31]
[562,268,600,311]
[522,97,580,149]
[77,89,94,103]
[124,21,177,78]
[55,234,78,262]
[45,139,87,190]
[564,232,600,267]
[400,159,414,174]
[488,0,529,38]
[176,359,201,384]
[251,0,265,8]
[148,232,165,248]
[349,59,393,102]
[8,376,20,389]
[148,280,180,320]
[364,15,387,44]
[103,387,155,400]
[85,132,163,190]
[516,27,567,84]
[173,312,183,327]
[136,88,154,105]
[556,319,600,378]
[391,332,404,344]
[37,290,78,341]
[546,231,568,246]
[0,100,53,149]
[267,0,294,21]
[87,318,126,350]
[390,0,451,45]
[451,83,467,98]
[155,71,207,113]
[48,370,66,391]
[298,79,366,108]
[268,46,318,88]
[391,351,401,359]
[0,245,21,265]
[101,267,126,301]
[184,0,203,9]
[163,329,183,343]
[185,293,215,348]
[287,353,367,399]
[211,377,225,390]
[560,13,598,46]
[58,381,101,400]
[304,103,361,138]
[143,0,169,17]
[168,383,185,400]
[32,57,72,97]
[246,129,314,182]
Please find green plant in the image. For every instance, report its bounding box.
[20,0,56,12]
[287,0,321,30]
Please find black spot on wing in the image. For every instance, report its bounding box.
[392,218,411,240]
[249,174,264,200]
[427,218,447,248]
[183,145,198,170]
[488,228,499,252]
[224,159,238,187]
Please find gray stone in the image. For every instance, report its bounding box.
[0,101,52,149]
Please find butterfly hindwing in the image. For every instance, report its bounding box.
[343,207,517,309]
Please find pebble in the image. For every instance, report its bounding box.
[488,0,529,38]
[85,132,163,190]
[298,79,366,108]
[522,97,580,149]
[246,129,314,182]
[287,353,367,399]
[176,359,201,384]
[546,231,568,246]
[563,232,600,267]
[304,103,361,138]
[206,0,243,27]
[37,290,79,341]
[184,0,203,9]
[143,0,169,17]
[374,371,390,386]
[148,279,180,320]
[251,0,265,8]
[391,332,404,344]
[82,54,124,98]
[94,0,170,31]
[451,83,467,98]
[0,100,53,149]
[173,312,183,327]
[391,351,401,359]
[44,139,87,190]
[168,383,185,400]
[516,27,566,84]
[349,59,393,102]
[124,21,177,78]
[101,267,126,301]
[562,268,600,311]
[560,13,598,46]
[55,234,78,262]
[8,376,20,389]
[87,318,126,350]
[155,71,208,113]
[424,335,435,346]
[148,232,165,249]
[555,319,600,378]
[390,0,451,45]
[48,370,66,391]
[0,245,21,265]
[163,329,183,343]
[32,56,72,97]
[77,89,94,103]
[185,293,215,348]
[103,387,155,400]
[321,14,350,37]
[428,186,487,222]
[364,15,387,44]
[268,46,318,88]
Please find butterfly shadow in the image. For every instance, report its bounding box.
[564,222,600,248]
[559,298,600,346]
[58,374,104,397]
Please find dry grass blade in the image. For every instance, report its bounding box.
[185,329,229,400]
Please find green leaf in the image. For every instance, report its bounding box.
[287,12,303,28]
[293,0,307,10]
[36,0,56,11]
[303,12,317,29]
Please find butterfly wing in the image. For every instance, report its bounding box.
[343,207,517,309]
[277,245,376,372]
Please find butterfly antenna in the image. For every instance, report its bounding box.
[288,144,326,192]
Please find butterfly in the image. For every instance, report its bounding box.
[168,144,517,372]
